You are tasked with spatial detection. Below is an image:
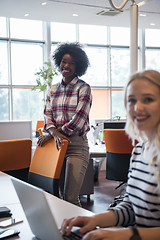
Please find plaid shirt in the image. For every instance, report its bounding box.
[44,77,92,136]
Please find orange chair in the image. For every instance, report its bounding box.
[28,138,68,197]
[36,128,94,199]
[103,129,133,182]
[35,120,44,137]
[0,139,32,182]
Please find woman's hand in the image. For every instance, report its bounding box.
[48,127,70,150]
[61,215,132,240]
[82,227,132,240]
[53,130,70,150]
[37,134,52,146]
[61,216,97,236]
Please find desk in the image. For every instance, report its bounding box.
[0,172,94,239]
[90,151,106,159]
[89,143,106,159]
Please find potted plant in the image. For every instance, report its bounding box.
[32,60,58,101]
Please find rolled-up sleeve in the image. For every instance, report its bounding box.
[110,194,135,227]
[44,88,56,131]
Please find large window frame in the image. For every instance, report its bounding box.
[0,17,45,129]
[0,17,160,128]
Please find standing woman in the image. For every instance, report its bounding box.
[38,42,92,207]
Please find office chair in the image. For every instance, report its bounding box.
[28,138,68,197]
[0,139,32,182]
[103,129,133,182]
[35,128,94,200]
[103,129,133,206]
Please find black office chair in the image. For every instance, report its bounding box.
[103,129,133,206]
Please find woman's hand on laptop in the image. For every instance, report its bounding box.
[61,216,97,236]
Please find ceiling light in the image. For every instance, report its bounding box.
[150,23,155,26]
[24,13,29,17]
[42,2,47,6]
[139,13,146,17]
[137,1,146,7]
[73,13,79,17]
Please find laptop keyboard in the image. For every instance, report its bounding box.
[63,231,82,240]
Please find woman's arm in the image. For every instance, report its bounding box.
[62,215,160,240]
[92,210,117,229]
[83,227,160,240]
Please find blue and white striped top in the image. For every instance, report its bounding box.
[112,143,160,227]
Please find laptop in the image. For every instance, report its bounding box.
[11,178,82,240]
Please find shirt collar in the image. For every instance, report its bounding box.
[61,77,78,87]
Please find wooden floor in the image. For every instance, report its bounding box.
[80,170,122,214]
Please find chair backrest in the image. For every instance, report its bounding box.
[0,139,32,181]
[28,138,68,196]
[103,129,133,153]
[103,129,133,182]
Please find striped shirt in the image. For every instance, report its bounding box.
[112,143,160,227]
[44,77,92,137]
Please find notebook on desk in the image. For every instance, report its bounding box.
[11,178,83,240]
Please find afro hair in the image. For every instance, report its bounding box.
[52,42,90,77]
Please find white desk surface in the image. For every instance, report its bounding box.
[0,172,94,239]
[89,143,106,159]
[89,143,106,153]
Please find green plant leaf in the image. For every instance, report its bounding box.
[32,60,58,94]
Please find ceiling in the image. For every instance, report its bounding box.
[0,0,160,29]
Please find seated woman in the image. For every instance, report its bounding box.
[61,69,160,240]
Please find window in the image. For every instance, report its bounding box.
[145,29,160,47]
[90,89,109,119]
[79,24,107,45]
[0,17,7,37]
[110,48,130,87]
[1,17,160,126]
[83,46,108,87]
[13,89,44,129]
[0,17,44,131]
[0,41,9,85]
[145,29,160,72]
[112,89,125,119]
[0,88,9,120]
[110,27,130,46]
[10,18,43,40]
[145,49,160,72]
[11,42,43,85]
[51,22,76,42]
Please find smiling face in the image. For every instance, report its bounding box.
[60,54,76,83]
[126,78,160,141]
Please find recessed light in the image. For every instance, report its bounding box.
[42,2,47,6]
[24,13,29,17]
[150,23,155,26]
[139,13,146,17]
[73,13,79,17]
